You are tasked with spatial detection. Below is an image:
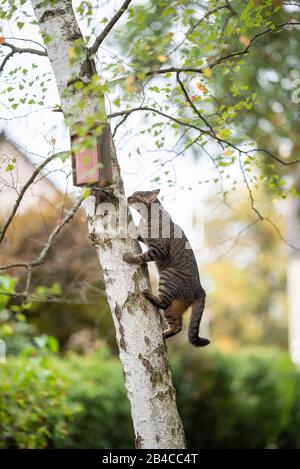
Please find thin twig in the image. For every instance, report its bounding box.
[108,106,300,166]
[24,265,32,297]
[146,22,300,77]
[170,4,233,54]
[264,216,300,252]
[214,220,260,260]
[109,105,207,132]
[0,42,47,74]
[238,153,300,251]
[0,153,60,244]
[89,0,133,55]
[0,197,83,272]
[0,290,97,305]
[238,152,263,220]
[176,71,217,137]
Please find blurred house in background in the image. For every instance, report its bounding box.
[0,131,111,350]
[0,131,60,215]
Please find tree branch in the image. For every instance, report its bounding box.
[189,4,233,35]
[0,197,82,273]
[176,71,217,137]
[0,290,97,305]
[146,22,300,77]
[0,41,47,74]
[238,152,263,221]
[214,220,260,261]
[89,0,133,55]
[110,105,300,253]
[109,106,207,134]
[238,153,300,252]
[0,153,61,245]
[108,106,300,166]
[170,4,234,54]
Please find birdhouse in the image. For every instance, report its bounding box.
[71,124,112,187]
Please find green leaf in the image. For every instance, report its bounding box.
[50,283,62,296]
[150,86,160,93]
[82,187,92,199]
[217,128,231,140]
[46,336,59,353]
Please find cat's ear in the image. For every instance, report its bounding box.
[148,189,160,203]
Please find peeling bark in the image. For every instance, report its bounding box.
[31,0,186,449]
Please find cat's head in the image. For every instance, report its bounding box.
[127,189,160,210]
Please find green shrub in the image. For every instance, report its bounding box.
[50,348,134,449]
[172,345,299,448]
[0,355,78,448]
[0,348,133,449]
[278,371,300,449]
[0,345,299,449]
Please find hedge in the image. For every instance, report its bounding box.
[1,346,299,449]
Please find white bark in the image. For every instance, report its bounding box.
[31,0,186,449]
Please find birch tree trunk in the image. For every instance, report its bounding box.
[31,0,186,449]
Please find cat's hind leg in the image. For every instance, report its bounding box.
[164,305,183,339]
[163,300,189,339]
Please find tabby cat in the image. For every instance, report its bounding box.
[123,189,209,347]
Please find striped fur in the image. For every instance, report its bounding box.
[123,190,209,347]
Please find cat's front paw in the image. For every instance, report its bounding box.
[142,289,152,299]
[123,252,137,264]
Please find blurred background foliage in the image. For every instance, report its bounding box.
[0,264,299,449]
[204,187,287,349]
[1,339,300,449]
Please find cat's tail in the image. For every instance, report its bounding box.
[189,290,210,347]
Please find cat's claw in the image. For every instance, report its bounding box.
[142,289,152,299]
[123,252,135,263]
